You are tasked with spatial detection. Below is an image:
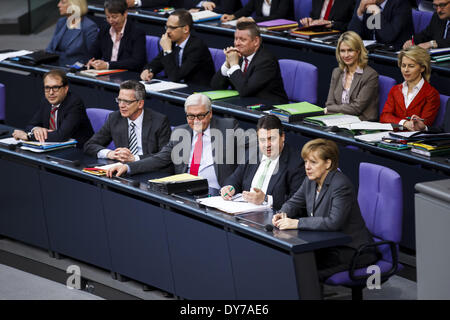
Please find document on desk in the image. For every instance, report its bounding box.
[196,195,271,215]
[140,80,188,92]
[338,121,393,131]
[0,50,33,62]
[20,139,77,152]
[149,173,203,183]
[0,137,21,145]
[222,20,238,27]
[354,131,392,143]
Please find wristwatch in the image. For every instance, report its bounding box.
[134,0,139,7]
[27,131,34,140]
[430,40,437,49]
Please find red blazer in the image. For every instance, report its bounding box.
[380,81,440,127]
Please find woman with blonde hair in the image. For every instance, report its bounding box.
[272,138,376,281]
[380,46,440,131]
[325,31,379,121]
[47,0,98,66]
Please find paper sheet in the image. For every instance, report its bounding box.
[196,196,271,215]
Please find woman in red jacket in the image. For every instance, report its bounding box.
[380,46,440,131]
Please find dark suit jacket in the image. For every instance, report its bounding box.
[309,0,356,31]
[325,66,379,121]
[223,145,305,211]
[171,0,241,13]
[141,0,170,8]
[415,12,450,48]
[280,170,373,250]
[348,0,413,50]
[46,16,98,65]
[26,92,94,148]
[210,46,289,104]
[380,81,441,127]
[233,0,293,22]
[128,117,244,186]
[89,19,146,71]
[145,34,215,86]
[83,108,171,159]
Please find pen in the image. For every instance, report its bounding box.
[224,186,234,197]
[406,116,425,121]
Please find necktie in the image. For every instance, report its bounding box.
[255,159,272,189]
[323,0,334,21]
[189,132,203,176]
[174,45,181,67]
[49,105,58,130]
[445,21,450,39]
[128,122,138,155]
[243,57,249,74]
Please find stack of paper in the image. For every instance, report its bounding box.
[191,10,222,22]
[304,114,361,127]
[140,80,188,92]
[196,195,271,215]
[79,69,127,77]
[0,50,33,62]
[82,162,121,176]
[20,139,77,153]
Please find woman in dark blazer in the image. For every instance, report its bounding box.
[220,0,292,23]
[380,46,440,131]
[46,0,98,66]
[325,31,379,121]
[273,138,376,281]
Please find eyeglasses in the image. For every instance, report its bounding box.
[165,24,186,31]
[115,97,138,106]
[44,85,65,92]
[433,1,450,9]
[186,111,210,120]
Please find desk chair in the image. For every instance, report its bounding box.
[324,162,403,300]
[0,83,5,123]
[378,75,396,116]
[86,108,114,149]
[145,35,164,77]
[240,0,249,6]
[279,59,318,103]
[293,0,312,21]
[412,9,433,34]
[433,94,450,128]
[208,48,226,72]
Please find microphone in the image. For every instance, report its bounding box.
[235,215,273,232]
[45,155,81,167]
[110,175,140,187]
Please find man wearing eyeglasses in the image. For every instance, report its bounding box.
[83,80,171,163]
[403,0,450,49]
[106,93,243,190]
[87,0,146,71]
[12,69,94,147]
[140,9,215,86]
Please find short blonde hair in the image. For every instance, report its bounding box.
[398,46,431,82]
[335,31,368,70]
[67,0,88,16]
[301,139,339,171]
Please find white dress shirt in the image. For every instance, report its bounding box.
[262,0,272,17]
[250,154,280,206]
[399,77,425,126]
[221,51,256,77]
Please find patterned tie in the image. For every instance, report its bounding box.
[128,122,138,155]
[189,132,203,176]
[323,0,334,21]
[49,105,58,130]
[243,57,249,74]
[255,159,272,189]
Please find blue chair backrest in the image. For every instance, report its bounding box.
[412,9,433,34]
[293,0,312,21]
[208,48,226,73]
[279,59,318,104]
[240,0,249,6]
[378,75,396,116]
[86,108,115,149]
[145,35,161,62]
[358,162,403,262]
[433,94,450,128]
[0,83,5,121]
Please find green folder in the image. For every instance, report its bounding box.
[198,90,239,100]
[270,102,324,122]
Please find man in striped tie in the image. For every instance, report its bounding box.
[84,80,171,163]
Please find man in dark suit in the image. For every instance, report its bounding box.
[87,0,146,71]
[220,115,305,211]
[12,69,93,148]
[404,0,450,49]
[140,9,215,86]
[106,93,245,189]
[221,0,293,23]
[210,21,288,104]
[171,0,241,13]
[84,80,171,162]
[300,0,356,31]
[348,0,413,50]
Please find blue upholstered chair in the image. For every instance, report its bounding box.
[293,0,312,21]
[378,75,396,116]
[324,163,403,300]
[433,94,450,128]
[412,9,433,34]
[145,35,164,77]
[279,59,318,103]
[240,0,249,6]
[0,83,5,122]
[86,108,114,149]
[208,47,226,73]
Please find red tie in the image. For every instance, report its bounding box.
[49,105,58,130]
[243,58,249,74]
[323,0,334,21]
[189,132,203,176]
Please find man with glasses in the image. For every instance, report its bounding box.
[84,80,171,163]
[106,93,243,190]
[403,0,450,49]
[87,0,146,71]
[12,69,93,147]
[140,9,215,86]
